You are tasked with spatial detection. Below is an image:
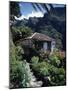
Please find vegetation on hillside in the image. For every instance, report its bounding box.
[9,2,66,88]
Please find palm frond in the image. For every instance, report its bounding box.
[34,3,44,13]
[31,3,38,11]
[41,4,50,14]
[49,4,54,10]
[49,4,55,13]
[31,3,53,15]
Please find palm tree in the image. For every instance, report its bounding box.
[31,3,55,15]
[10,2,55,19]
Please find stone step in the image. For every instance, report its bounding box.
[31,78,36,82]
[30,81,43,87]
[32,75,36,78]
[29,65,43,87]
[36,81,43,87]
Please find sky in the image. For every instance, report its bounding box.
[15,2,65,20]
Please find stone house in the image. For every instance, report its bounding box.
[17,32,55,54]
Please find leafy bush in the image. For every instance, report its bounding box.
[39,67,49,76]
[39,25,63,49]
[10,60,33,88]
[39,51,50,59]
[58,68,65,75]
[31,61,65,86]
[11,27,22,42]
[50,67,65,86]
[49,54,60,67]
[19,26,32,38]
[11,26,32,42]
[15,46,24,61]
[54,51,65,60]
[31,56,39,64]
[32,62,50,76]
[10,39,34,88]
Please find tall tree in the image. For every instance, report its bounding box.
[10,2,21,18]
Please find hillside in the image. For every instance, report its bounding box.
[14,6,66,50]
[10,2,66,88]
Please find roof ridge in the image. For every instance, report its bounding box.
[25,32,54,41]
[29,32,37,38]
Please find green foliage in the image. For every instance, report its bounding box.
[39,51,50,60]
[10,2,21,18]
[11,27,22,42]
[50,67,65,86]
[15,46,24,61]
[10,39,33,88]
[31,56,39,64]
[32,62,50,76]
[10,37,17,66]
[53,51,65,60]
[19,26,32,38]
[38,25,63,49]
[10,4,66,87]
[39,67,49,76]
[31,61,65,86]
[10,60,33,88]
[11,26,32,42]
[18,60,32,88]
[58,68,65,75]
[49,54,61,67]
[10,28,66,87]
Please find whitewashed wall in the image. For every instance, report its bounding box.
[51,41,55,53]
[43,42,48,52]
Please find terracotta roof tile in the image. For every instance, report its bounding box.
[26,32,54,41]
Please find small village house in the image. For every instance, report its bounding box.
[17,32,55,54]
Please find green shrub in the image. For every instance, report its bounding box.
[49,54,60,67]
[58,68,65,75]
[50,67,65,86]
[20,26,32,38]
[31,61,65,86]
[39,67,49,76]
[32,62,50,76]
[11,26,32,42]
[52,51,65,60]
[15,46,24,61]
[10,60,33,88]
[39,51,50,59]
[10,39,33,88]
[31,56,39,64]
[11,27,22,42]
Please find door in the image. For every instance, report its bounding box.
[43,42,47,52]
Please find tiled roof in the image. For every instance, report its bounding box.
[26,32,54,41]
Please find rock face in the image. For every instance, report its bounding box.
[15,6,66,50]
